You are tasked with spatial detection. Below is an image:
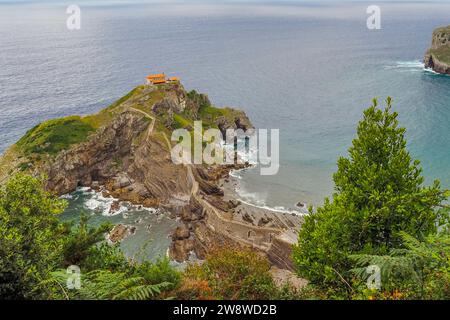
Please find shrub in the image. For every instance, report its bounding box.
[61,213,113,268]
[180,246,277,300]
[134,258,182,292]
[350,231,450,300]
[0,174,67,299]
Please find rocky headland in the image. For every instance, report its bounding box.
[424,25,450,75]
[0,81,303,273]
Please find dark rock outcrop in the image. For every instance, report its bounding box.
[108,224,135,243]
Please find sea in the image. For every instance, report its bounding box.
[1,0,449,259]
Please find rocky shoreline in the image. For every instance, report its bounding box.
[0,81,303,274]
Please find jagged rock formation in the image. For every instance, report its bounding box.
[0,81,301,272]
[424,25,450,75]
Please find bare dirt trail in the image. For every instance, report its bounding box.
[128,107,155,140]
[129,107,172,150]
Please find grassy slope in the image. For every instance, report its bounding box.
[17,116,95,156]
[0,86,164,178]
[15,86,156,158]
[429,46,450,65]
[429,26,450,65]
[1,83,245,178]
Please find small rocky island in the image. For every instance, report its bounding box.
[424,25,450,75]
[0,79,302,272]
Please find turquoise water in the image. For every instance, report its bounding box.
[60,188,178,260]
[1,1,449,210]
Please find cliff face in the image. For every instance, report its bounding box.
[0,81,300,271]
[45,110,191,204]
[0,83,251,202]
[424,25,450,75]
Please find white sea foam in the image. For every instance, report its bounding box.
[229,169,243,180]
[60,193,74,200]
[84,192,129,216]
[221,137,258,166]
[238,195,307,216]
[229,172,308,216]
[71,187,157,217]
[393,60,424,69]
[387,60,444,75]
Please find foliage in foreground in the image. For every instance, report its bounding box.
[42,262,176,300]
[350,231,450,300]
[293,98,449,298]
[2,96,450,300]
[176,246,301,300]
[0,174,67,299]
[0,174,180,300]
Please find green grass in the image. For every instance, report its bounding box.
[172,113,192,129]
[83,86,147,129]
[198,105,225,119]
[17,116,95,156]
[430,46,450,65]
[18,162,32,171]
[105,86,143,111]
[13,87,147,158]
[198,105,238,130]
[133,90,165,114]
[82,111,114,129]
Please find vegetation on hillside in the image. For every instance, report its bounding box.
[0,174,66,298]
[0,174,182,300]
[1,97,448,300]
[428,46,450,65]
[178,247,279,300]
[5,84,246,176]
[13,86,165,160]
[350,231,450,299]
[0,174,297,300]
[17,116,95,156]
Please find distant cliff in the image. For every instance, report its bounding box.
[424,25,450,75]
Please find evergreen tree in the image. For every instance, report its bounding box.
[293,98,449,290]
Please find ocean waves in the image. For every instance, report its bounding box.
[386,60,442,75]
[62,187,157,217]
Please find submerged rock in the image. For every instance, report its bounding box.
[109,200,121,214]
[296,201,305,208]
[108,224,135,243]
